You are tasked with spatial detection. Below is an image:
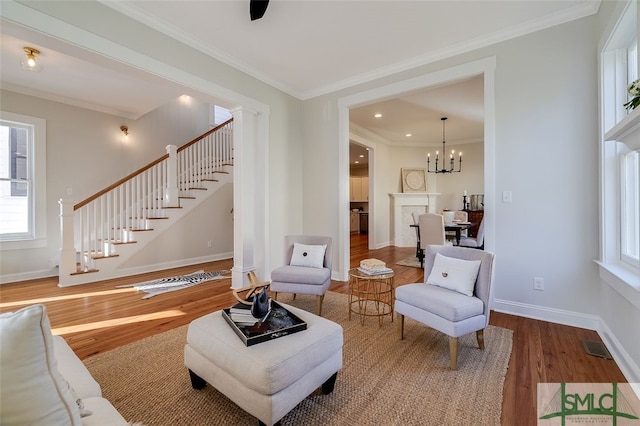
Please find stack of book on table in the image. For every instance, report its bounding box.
[358,258,393,275]
[227,300,271,326]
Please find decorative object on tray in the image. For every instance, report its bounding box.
[228,271,272,325]
[624,78,640,111]
[117,269,230,299]
[358,258,394,275]
[232,271,270,305]
[224,270,309,345]
[401,168,427,193]
[222,301,307,346]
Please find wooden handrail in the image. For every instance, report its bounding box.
[177,118,233,153]
[74,154,169,210]
[73,117,233,211]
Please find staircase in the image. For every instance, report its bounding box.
[58,119,233,287]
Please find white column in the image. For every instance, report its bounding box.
[58,199,76,282]
[230,107,258,289]
[164,145,179,207]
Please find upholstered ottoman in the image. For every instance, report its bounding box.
[184,303,343,426]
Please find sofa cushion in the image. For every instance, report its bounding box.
[53,335,102,399]
[0,304,82,425]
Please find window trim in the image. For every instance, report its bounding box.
[597,0,640,308]
[0,112,47,250]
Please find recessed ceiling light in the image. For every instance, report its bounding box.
[405,133,412,137]
[355,161,360,164]
[359,154,364,158]
[374,113,382,118]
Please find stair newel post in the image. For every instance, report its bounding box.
[165,145,179,208]
[58,199,77,282]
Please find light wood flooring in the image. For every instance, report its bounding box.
[0,233,627,425]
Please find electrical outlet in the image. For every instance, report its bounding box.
[66,187,73,195]
[533,277,544,291]
[207,240,212,248]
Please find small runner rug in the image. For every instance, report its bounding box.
[117,269,230,299]
[396,256,422,268]
[84,292,512,425]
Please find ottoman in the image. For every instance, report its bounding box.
[184,302,343,426]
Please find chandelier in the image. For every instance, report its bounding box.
[427,117,462,174]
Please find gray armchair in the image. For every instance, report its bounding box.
[270,235,333,316]
[394,245,496,370]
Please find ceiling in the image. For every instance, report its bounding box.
[0,0,600,164]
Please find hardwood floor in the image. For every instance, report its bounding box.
[0,233,627,425]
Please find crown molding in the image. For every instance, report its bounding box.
[93,1,601,101]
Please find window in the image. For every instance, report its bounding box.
[599,0,640,296]
[0,112,46,248]
[211,105,232,126]
[620,149,639,267]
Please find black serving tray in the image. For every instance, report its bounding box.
[222,300,307,346]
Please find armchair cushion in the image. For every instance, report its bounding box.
[290,243,327,269]
[426,253,481,296]
[271,265,330,286]
[396,284,484,322]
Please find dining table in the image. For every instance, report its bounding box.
[410,222,473,246]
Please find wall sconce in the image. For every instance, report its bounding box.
[22,47,43,72]
[120,125,129,138]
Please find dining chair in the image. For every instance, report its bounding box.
[412,211,422,259]
[445,210,468,242]
[417,213,447,268]
[459,217,485,249]
[270,235,333,316]
[395,245,496,370]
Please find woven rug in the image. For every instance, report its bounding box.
[83,292,512,425]
[396,256,422,268]
[116,269,230,299]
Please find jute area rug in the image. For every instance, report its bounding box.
[83,292,512,425]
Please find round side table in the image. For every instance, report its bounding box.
[348,268,395,326]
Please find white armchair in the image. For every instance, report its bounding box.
[270,235,333,316]
[395,245,496,370]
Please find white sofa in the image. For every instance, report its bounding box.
[0,304,127,425]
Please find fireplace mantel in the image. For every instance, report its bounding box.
[389,192,440,247]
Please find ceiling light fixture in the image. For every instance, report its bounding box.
[427,117,462,174]
[22,47,43,72]
[374,113,382,118]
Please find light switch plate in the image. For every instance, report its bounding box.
[502,190,512,203]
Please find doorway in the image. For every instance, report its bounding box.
[338,57,496,281]
[349,142,370,255]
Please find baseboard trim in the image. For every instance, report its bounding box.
[597,320,640,384]
[0,253,233,286]
[493,298,600,330]
[494,298,640,384]
[0,268,57,285]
